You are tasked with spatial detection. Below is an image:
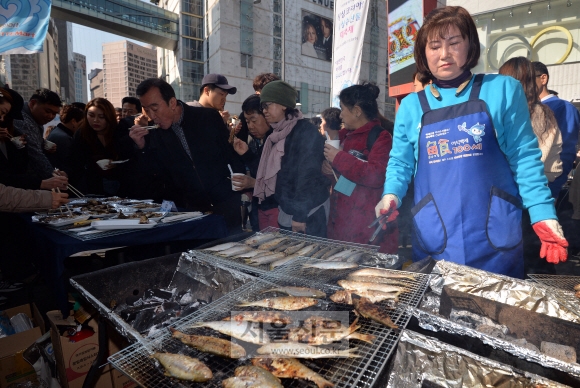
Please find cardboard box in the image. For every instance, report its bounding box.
[0,304,45,388]
[47,311,129,388]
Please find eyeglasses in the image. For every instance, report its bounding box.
[261,102,273,111]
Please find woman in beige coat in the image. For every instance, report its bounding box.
[0,183,68,212]
[499,57,563,183]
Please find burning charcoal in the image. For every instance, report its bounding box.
[118,304,160,323]
[144,288,173,301]
[181,300,207,317]
[125,295,141,306]
[132,309,156,333]
[148,302,181,328]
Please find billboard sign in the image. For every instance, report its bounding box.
[0,0,52,54]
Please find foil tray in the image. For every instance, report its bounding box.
[387,330,572,387]
[108,271,416,388]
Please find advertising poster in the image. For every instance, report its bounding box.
[387,0,423,91]
[331,0,370,107]
[0,0,52,54]
[301,10,334,62]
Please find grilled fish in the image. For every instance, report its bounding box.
[204,242,240,252]
[353,297,399,329]
[320,247,344,260]
[326,249,357,261]
[262,286,326,298]
[218,245,254,257]
[349,268,417,280]
[237,297,318,310]
[246,252,286,265]
[302,262,359,270]
[309,246,332,259]
[257,343,360,359]
[188,321,270,345]
[245,233,279,246]
[223,311,292,324]
[151,352,212,382]
[223,365,283,388]
[258,237,289,250]
[283,241,307,255]
[170,328,246,358]
[287,316,375,345]
[330,289,399,304]
[269,254,302,269]
[252,357,335,388]
[235,249,270,258]
[295,244,321,257]
[338,280,408,294]
[347,274,410,287]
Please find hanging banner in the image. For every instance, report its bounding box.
[0,0,52,55]
[331,0,370,107]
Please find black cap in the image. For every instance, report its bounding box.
[3,87,24,121]
[201,74,237,94]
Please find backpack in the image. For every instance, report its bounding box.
[366,125,386,152]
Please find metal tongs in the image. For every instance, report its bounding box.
[368,207,396,242]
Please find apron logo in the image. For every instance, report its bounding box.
[458,122,485,143]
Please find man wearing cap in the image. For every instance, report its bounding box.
[533,61,580,199]
[187,74,237,125]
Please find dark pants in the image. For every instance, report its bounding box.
[279,206,327,238]
[213,196,242,236]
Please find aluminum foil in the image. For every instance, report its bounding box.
[432,260,580,323]
[408,306,580,379]
[387,329,573,387]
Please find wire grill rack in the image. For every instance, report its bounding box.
[197,227,400,274]
[527,274,580,320]
[109,267,429,388]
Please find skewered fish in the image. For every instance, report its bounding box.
[223,365,283,388]
[338,280,408,294]
[303,262,359,270]
[237,297,318,311]
[252,357,335,388]
[245,233,279,246]
[188,321,270,345]
[204,242,240,252]
[151,352,212,382]
[170,328,246,358]
[330,289,399,304]
[353,297,399,329]
[223,311,292,324]
[262,286,326,298]
[257,342,360,359]
[287,316,375,345]
[349,268,417,280]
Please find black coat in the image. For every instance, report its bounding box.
[0,140,41,190]
[46,123,74,172]
[275,119,329,223]
[137,102,245,220]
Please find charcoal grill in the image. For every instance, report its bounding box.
[70,252,256,343]
[197,227,401,274]
[527,274,580,323]
[109,265,429,388]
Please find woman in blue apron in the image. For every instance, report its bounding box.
[375,6,568,278]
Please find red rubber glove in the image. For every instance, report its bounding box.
[532,219,568,264]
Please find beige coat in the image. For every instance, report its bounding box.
[531,104,563,182]
[0,183,52,212]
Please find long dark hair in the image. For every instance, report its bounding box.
[499,57,550,141]
[339,82,380,121]
[0,88,14,134]
[79,98,118,157]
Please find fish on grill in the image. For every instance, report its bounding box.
[261,286,326,298]
[347,274,410,288]
[151,352,213,382]
[302,261,359,270]
[295,244,321,257]
[170,328,246,358]
[237,296,318,311]
[353,297,399,329]
[204,242,240,252]
[283,241,307,254]
[274,240,299,252]
[287,316,375,345]
[338,280,409,294]
[269,254,303,269]
[252,357,335,388]
[235,249,270,258]
[330,289,400,304]
[319,247,344,260]
[188,321,270,345]
[257,343,360,359]
[326,249,357,261]
[217,245,254,257]
[310,246,333,259]
[245,252,286,265]
[223,365,283,388]
[244,233,279,246]
[223,311,292,325]
[349,268,417,280]
[258,237,289,250]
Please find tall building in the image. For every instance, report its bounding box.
[54,19,75,104]
[5,18,61,100]
[102,40,158,107]
[89,68,104,99]
[73,52,88,103]
[159,0,387,118]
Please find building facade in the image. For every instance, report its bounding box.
[89,68,104,99]
[73,52,88,103]
[160,0,388,117]
[54,19,76,104]
[102,40,158,107]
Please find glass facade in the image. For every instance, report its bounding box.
[273,0,283,77]
[180,0,204,101]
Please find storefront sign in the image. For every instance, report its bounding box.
[0,0,51,54]
[331,0,370,107]
[311,0,335,9]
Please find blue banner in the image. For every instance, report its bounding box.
[0,0,52,54]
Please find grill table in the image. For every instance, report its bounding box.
[527,274,580,322]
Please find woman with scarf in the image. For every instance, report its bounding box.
[375,6,567,278]
[254,81,329,236]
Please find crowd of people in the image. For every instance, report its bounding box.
[1,5,580,296]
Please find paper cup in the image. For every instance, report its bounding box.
[10,137,25,149]
[231,173,245,191]
[325,139,340,149]
[97,159,112,170]
[44,139,56,151]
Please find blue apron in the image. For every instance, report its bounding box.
[412,74,523,278]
